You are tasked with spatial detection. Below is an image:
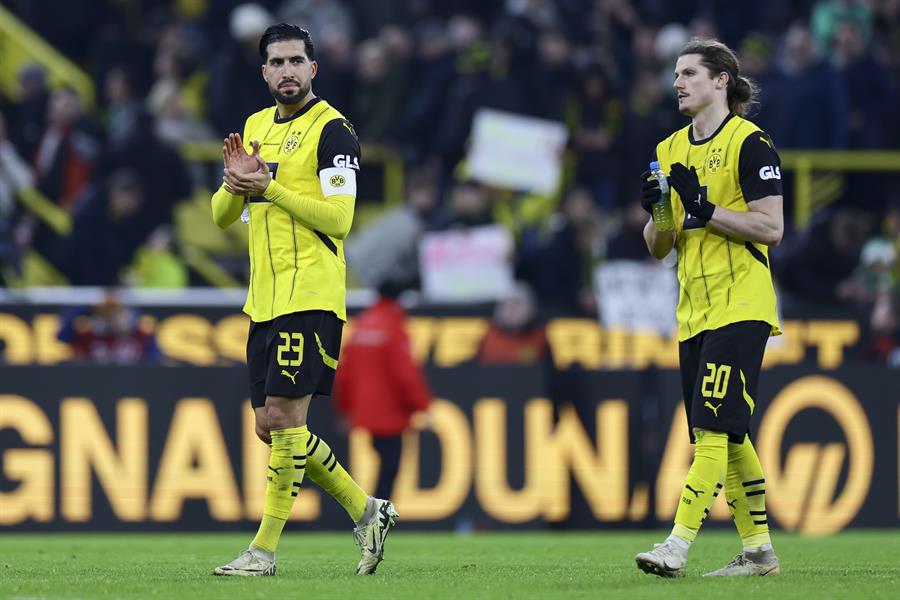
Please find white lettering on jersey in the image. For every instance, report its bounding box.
[320,166,357,198]
[759,165,781,180]
[333,154,360,170]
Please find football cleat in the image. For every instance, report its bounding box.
[353,497,399,575]
[703,548,780,577]
[635,540,687,578]
[212,547,276,576]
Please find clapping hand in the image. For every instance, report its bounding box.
[222,133,271,196]
[670,163,715,221]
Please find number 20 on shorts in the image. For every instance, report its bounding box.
[701,362,732,399]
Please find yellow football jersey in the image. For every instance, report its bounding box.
[655,114,782,341]
[215,98,359,322]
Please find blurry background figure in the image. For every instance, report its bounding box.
[477,281,546,365]
[206,3,275,136]
[124,226,189,289]
[333,279,432,501]
[4,65,50,160]
[776,22,848,149]
[345,166,437,289]
[774,204,875,309]
[58,290,161,364]
[0,111,33,284]
[516,186,602,317]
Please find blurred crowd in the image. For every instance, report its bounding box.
[2,0,900,363]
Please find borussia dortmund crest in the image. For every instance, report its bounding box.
[706,147,723,173]
[284,135,299,154]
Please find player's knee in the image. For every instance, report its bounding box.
[254,409,271,444]
[255,422,271,444]
[265,394,311,429]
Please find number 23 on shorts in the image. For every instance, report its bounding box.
[277,332,304,367]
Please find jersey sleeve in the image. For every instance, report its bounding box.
[317,118,361,173]
[738,132,783,202]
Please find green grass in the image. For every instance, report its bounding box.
[2,531,899,599]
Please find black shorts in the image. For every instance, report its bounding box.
[247,310,343,408]
[679,320,770,444]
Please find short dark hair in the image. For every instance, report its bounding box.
[259,23,315,61]
[679,38,758,117]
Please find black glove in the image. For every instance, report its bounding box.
[669,163,715,221]
[640,170,660,214]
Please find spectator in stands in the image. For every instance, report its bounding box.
[395,18,457,161]
[351,34,408,143]
[59,289,161,364]
[607,197,658,261]
[333,279,432,500]
[0,112,34,284]
[571,64,625,211]
[811,0,873,56]
[60,169,148,285]
[449,179,501,228]
[536,28,576,122]
[278,0,356,41]
[776,23,848,148]
[103,65,144,145]
[310,26,355,114]
[477,281,547,365]
[831,20,896,148]
[517,186,600,317]
[33,87,101,212]
[345,167,436,289]
[622,68,682,181]
[774,204,875,309]
[433,16,544,173]
[206,3,275,135]
[4,65,50,160]
[737,33,786,138]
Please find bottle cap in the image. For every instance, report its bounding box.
[649,161,660,170]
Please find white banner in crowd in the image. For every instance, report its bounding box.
[419,224,514,303]
[466,109,568,194]
[595,260,678,334]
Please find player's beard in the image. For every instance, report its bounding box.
[270,80,310,105]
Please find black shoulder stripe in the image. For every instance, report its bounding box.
[314,230,338,255]
[745,241,768,268]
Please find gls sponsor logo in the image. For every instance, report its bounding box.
[333,155,360,170]
[759,165,781,180]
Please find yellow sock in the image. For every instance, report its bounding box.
[305,431,368,522]
[251,425,308,553]
[725,435,772,549]
[672,430,728,544]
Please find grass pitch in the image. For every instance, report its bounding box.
[3,530,899,599]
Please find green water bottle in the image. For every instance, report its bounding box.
[649,161,674,231]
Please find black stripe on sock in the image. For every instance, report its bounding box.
[292,481,302,488]
[291,491,298,497]
[326,455,337,472]
[753,519,768,525]
[746,489,766,497]
[750,510,767,516]
[323,449,334,467]
[716,483,723,488]
[294,463,306,470]
[742,478,765,487]
[308,436,321,455]
[293,455,307,460]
